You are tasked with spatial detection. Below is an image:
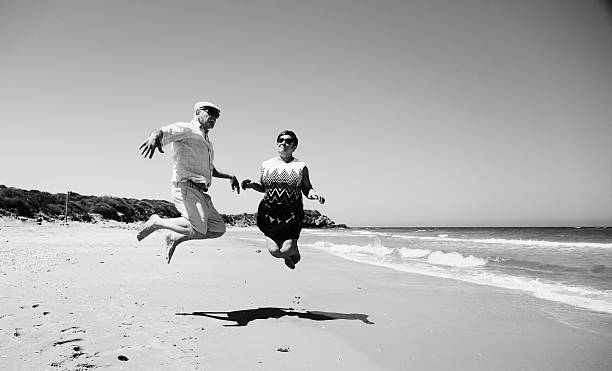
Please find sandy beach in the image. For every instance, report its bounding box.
[1,219,610,370]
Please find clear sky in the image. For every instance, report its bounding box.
[1,0,611,227]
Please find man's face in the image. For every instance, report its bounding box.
[197,109,218,130]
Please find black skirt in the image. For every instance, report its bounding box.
[256,200,303,244]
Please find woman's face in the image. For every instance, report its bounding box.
[277,135,296,156]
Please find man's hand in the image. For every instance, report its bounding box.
[230,176,240,194]
[139,131,164,159]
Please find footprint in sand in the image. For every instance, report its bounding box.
[48,339,90,369]
[61,326,86,334]
[53,338,83,346]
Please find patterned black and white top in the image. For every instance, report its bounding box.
[257,157,306,227]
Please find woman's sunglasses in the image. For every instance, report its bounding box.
[277,137,295,144]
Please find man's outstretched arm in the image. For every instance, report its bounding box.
[212,167,240,194]
[139,129,164,159]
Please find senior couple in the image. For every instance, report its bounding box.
[137,101,324,269]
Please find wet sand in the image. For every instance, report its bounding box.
[1,219,610,370]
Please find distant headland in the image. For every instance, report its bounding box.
[0,185,348,229]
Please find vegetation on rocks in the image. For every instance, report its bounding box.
[0,185,347,228]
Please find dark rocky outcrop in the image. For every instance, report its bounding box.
[0,185,347,228]
[222,209,348,229]
[302,209,347,228]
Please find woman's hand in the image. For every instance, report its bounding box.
[241,179,252,190]
[241,179,265,193]
[307,189,325,204]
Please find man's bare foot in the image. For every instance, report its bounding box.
[137,214,161,241]
[284,257,295,269]
[165,234,177,264]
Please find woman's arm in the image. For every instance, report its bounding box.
[242,165,265,193]
[241,179,265,193]
[301,166,325,204]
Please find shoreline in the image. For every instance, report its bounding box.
[1,220,610,370]
[4,215,610,231]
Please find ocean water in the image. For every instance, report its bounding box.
[298,227,612,315]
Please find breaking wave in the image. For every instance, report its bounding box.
[308,240,612,314]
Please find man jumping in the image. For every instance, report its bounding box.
[137,101,240,263]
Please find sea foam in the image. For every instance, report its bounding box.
[399,248,431,258]
[309,240,612,314]
[390,235,612,249]
[427,251,487,267]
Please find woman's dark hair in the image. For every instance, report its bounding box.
[277,130,298,147]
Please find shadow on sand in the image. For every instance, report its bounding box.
[176,307,374,327]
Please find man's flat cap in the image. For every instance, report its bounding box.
[194,101,220,114]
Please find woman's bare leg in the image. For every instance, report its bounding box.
[280,239,300,265]
[264,236,295,269]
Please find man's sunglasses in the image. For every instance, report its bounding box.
[277,137,295,144]
[200,108,220,119]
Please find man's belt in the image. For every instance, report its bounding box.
[185,180,208,193]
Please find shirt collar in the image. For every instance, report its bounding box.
[192,119,210,135]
